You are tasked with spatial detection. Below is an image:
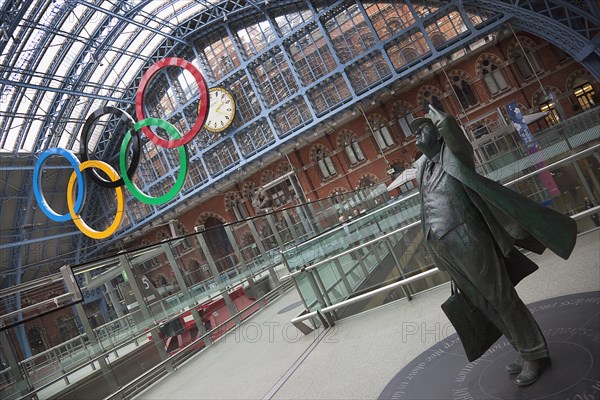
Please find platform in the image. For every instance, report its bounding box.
[135,229,600,400]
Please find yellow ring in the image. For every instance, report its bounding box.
[67,160,125,239]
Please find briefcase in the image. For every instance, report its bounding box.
[441,281,502,362]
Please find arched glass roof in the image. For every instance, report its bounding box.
[0,0,224,154]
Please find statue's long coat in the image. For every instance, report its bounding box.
[415,111,576,282]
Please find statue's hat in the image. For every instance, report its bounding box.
[409,116,433,134]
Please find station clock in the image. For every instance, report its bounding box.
[204,87,236,133]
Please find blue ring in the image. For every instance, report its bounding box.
[33,148,86,222]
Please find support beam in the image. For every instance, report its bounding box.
[223,225,256,294]
[158,242,207,341]
[0,79,134,104]
[77,0,191,46]
[0,230,80,250]
[74,302,119,393]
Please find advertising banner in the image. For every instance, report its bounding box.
[505,102,560,200]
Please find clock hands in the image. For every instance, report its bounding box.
[215,102,233,115]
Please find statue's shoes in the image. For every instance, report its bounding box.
[504,357,523,374]
[515,357,549,387]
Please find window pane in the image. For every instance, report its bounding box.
[398,114,414,138]
[492,69,508,90]
[272,4,314,36]
[345,52,392,94]
[574,83,596,110]
[515,56,533,79]
[307,73,352,116]
[198,30,241,82]
[425,10,467,50]
[322,2,376,63]
[270,98,312,137]
[287,24,336,85]
[183,157,208,192]
[539,101,560,126]
[203,139,240,176]
[234,119,275,157]
[386,29,431,70]
[363,2,416,41]
[234,18,276,59]
[251,50,298,108]
[226,73,261,126]
[412,4,438,18]
[483,72,499,94]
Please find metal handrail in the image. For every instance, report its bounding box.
[289,205,599,326]
[285,142,600,324]
[0,293,77,328]
[15,280,294,400]
[287,192,420,253]
[12,263,282,399]
[290,268,440,324]
[502,142,600,187]
[282,142,600,280]
[281,220,420,280]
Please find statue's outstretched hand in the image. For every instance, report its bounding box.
[427,105,448,127]
[427,105,474,165]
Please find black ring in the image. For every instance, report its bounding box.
[80,107,140,188]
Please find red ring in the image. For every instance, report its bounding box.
[135,57,209,148]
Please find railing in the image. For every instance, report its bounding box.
[289,205,599,327]
[2,246,290,400]
[12,277,295,400]
[285,140,600,327]
[475,106,600,180]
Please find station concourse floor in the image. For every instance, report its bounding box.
[135,229,599,400]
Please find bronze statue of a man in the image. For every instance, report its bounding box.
[411,106,576,387]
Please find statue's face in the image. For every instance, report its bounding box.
[415,122,439,152]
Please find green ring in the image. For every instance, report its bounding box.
[120,118,188,205]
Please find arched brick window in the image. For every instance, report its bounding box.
[338,130,365,165]
[368,114,394,150]
[508,36,542,80]
[447,70,477,109]
[477,54,508,96]
[310,144,337,179]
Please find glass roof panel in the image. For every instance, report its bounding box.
[112,27,138,50]
[57,130,71,149]
[66,5,103,39]
[24,120,44,152]
[2,119,22,152]
[153,3,177,18]
[120,58,147,90]
[90,51,119,85]
[173,4,201,23]
[138,33,166,59]
[1,0,224,155]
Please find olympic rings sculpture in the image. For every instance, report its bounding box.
[32,58,210,239]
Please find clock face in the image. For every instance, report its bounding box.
[204,87,235,133]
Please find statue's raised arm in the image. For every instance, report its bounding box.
[428,106,474,167]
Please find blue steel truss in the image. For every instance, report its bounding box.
[0,0,599,286]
